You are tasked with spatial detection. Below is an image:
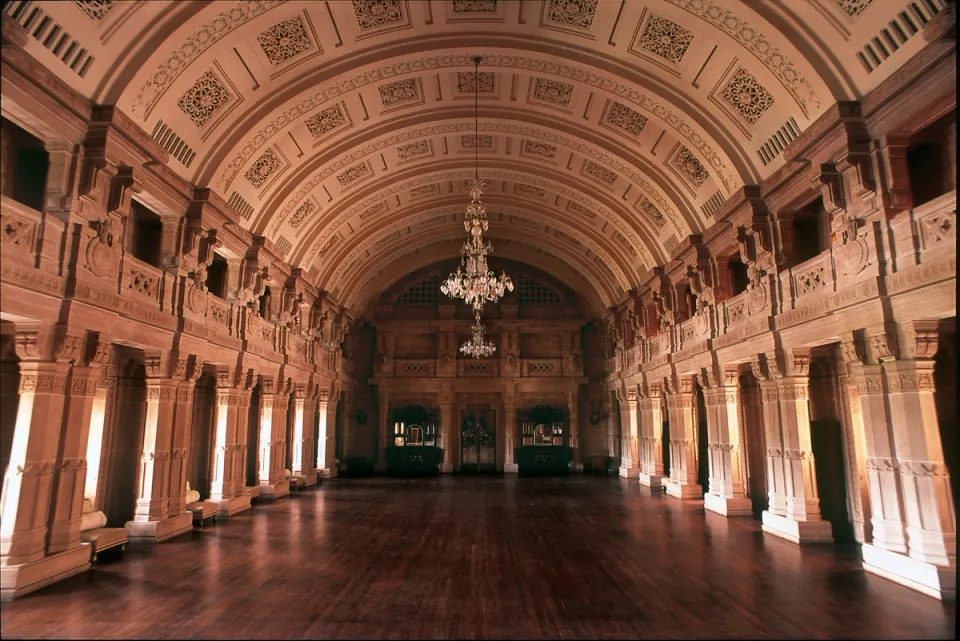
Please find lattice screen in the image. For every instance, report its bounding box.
[396,275,440,304]
[517,276,561,304]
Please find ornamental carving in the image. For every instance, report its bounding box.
[378,78,419,107]
[604,101,648,137]
[898,460,948,477]
[245,148,282,189]
[637,15,694,63]
[546,0,598,29]
[671,146,709,188]
[522,140,557,159]
[517,184,545,198]
[19,373,68,394]
[359,201,389,220]
[567,202,596,219]
[336,162,372,187]
[452,0,497,12]
[583,161,619,186]
[635,197,666,228]
[305,105,347,139]
[409,184,439,198]
[288,199,317,230]
[461,135,493,149]
[836,0,876,18]
[257,16,312,65]
[75,0,113,21]
[352,0,403,30]
[396,140,430,159]
[132,0,279,115]
[836,236,870,276]
[177,70,231,128]
[664,0,820,113]
[532,78,574,107]
[85,217,119,278]
[720,68,775,125]
[216,54,737,194]
[317,232,343,259]
[457,71,495,93]
[885,372,935,393]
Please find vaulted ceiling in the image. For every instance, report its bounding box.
[6,0,940,315]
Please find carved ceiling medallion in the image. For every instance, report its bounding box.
[532,77,574,107]
[720,68,775,125]
[245,147,282,189]
[352,0,404,30]
[637,15,694,63]
[257,16,312,65]
[288,199,317,231]
[671,146,709,188]
[457,71,495,93]
[378,78,420,107]
[604,101,648,137]
[452,0,498,13]
[304,105,347,139]
[177,70,231,127]
[546,0,599,30]
[75,0,113,21]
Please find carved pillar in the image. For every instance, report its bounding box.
[439,388,453,473]
[209,368,253,515]
[0,328,92,601]
[663,376,703,500]
[701,367,751,516]
[317,390,338,478]
[606,391,619,467]
[846,333,907,553]
[125,352,193,542]
[759,349,832,544]
[835,345,872,545]
[376,389,389,473]
[753,357,788,517]
[504,391,518,473]
[293,384,317,486]
[638,382,666,488]
[858,322,956,599]
[618,390,639,479]
[167,359,202,519]
[259,377,291,499]
[568,385,582,472]
[47,365,99,554]
[885,322,955,567]
[316,392,329,474]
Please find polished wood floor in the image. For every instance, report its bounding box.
[1,476,955,639]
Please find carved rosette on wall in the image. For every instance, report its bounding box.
[85,218,119,278]
[836,236,870,276]
[185,281,208,316]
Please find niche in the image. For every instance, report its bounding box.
[247,382,261,487]
[789,197,829,265]
[101,360,147,526]
[189,374,217,499]
[0,117,48,211]
[739,371,768,515]
[128,200,163,267]
[907,111,956,206]
[728,253,749,297]
[205,253,228,299]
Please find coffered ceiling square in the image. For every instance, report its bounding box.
[378,77,424,110]
[529,77,574,110]
[582,160,619,188]
[359,201,389,221]
[244,146,285,190]
[304,103,351,143]
[257,16,314,66]
[409,184,440,199]
[461,134,493,149]
[718,67,775,125]
[177,69,231,128]
[521,140,558,160]
[540,0,599,36]
[668,144,710,190]
[634,196,667,228]
[567,201,597,219]
[336,161,374,189]
[352,0,410,34]
[601,100,649,139]
[516,184,546,198]
[74,0,113,21]
[457,71,495,94]
[630,14,694,66]
[396,139,433,161]
[289,198,320,232]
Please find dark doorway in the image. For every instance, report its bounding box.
[189,374,216,499]
[810,419,854,542]
[934,319,957,512]
[661,394,671,483]
[103,360,146,525]
[739,372,768,515]
[460,407,496,473]
[695,384,710,494]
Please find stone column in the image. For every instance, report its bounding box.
[315,391,330,475]
[293,384,318,486]
[700,366,751,516]
[663,375,703,499]
[752,357,789,517]
[439,388,453,473]
[618,389,639,478]
[209,367,253,515]
[638,381,666,488]
[504,392,518,473]
[125,351,192,543]
[259,377,291,499]
[759,350,832,544]
[317,390,339,478]
[376,389,389,472]
[47,365,99,554]
[1,328,90,601]
[568,385,582,472]
[864,321,956,598]
[848,347,908,553]
[166,358,202,519]
[606,391,619,468]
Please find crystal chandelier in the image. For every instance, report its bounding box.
[460,310,497,358]
[440,56,513,315]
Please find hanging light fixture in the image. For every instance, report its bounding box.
[440,56,514,315]
[460,309,497,358]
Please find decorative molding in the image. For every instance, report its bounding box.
[720,68,775,125]
[257,16,313,65]
[245,147,283,189]
[177,70,231,128]
[636,14,694,63]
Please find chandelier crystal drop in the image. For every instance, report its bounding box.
[440,55,514,330]
[459,310,497,358]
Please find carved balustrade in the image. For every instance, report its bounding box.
[521,358,563,377]
[784,252,837,309]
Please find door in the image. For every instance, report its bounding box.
[460,408,496,473]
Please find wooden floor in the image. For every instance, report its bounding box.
[1,476,955,639]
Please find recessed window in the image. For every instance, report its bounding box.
[906,110,956,208]
[206,253,228,299]
[728,254,749,296]
[259,286,272,319]
[129,200,163,268]
[789,197,829,266]
[1,117,49,211]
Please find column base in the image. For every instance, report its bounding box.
[861,543,956,601]
[704,493,753,516]
[0,544,91,602]
[504,463,518,473]
[761,510,833,544]
[215,493,251,517]
[618,464,639,479]
[664,479,703,500]
[300,471,317,487]
[638,472,665,489]
[125,512,193,543]
[258,480,290,500]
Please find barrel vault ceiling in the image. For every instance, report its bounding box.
[5,0,939,316]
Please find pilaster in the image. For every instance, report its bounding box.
[618,389,639,479]
[259,376,291,499]
[701,366,752,516]
[662,375,703,500]
[638,381,666,488]
[209,367,253,516]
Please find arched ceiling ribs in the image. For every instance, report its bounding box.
[348,237,613,319]
[290,158,665,266]
[249,108,700,240]
[317,196,639,295]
